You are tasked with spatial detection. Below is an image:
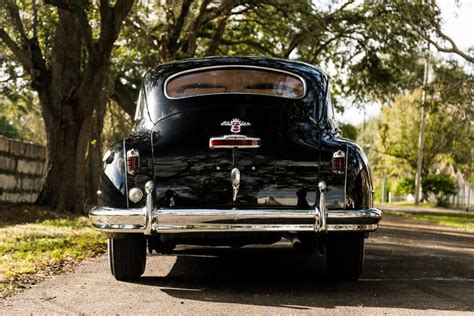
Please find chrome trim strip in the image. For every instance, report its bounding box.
[344,140,349,205]
[209,135,262,149]
[327,209,382,218]
[122,139,129,209]
[163,65,307,100]
[89,207,381,234]
[90,207,145,231]
[317,181,328,232]
[231,168,240,203]
[156,223,379,233]
[144,181,154,235]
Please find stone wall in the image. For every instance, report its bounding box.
[0,136,46,203]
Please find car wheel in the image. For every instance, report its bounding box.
[326,235,365,280]
[108,235,147,281]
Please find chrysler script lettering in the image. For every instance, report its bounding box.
[221,118,251,133]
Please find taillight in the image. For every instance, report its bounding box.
[209,135,261,149]
[126,148,140,175]
[332,150,345,174]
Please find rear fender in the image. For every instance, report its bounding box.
[345,141,373,209]
[99,141,127,208]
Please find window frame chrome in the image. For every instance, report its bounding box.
[163,65,307,100]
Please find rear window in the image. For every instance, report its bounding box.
[165,66,305,99]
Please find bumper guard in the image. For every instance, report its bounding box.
[90,182,382,234]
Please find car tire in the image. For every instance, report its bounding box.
[326,235,365,280]
[108,235,147,281]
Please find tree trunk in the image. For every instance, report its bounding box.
[37,98,105,213]
[2,0,134,213]
[37,113,85,213]
[86,95,107,208]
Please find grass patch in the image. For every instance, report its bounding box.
[0,216,106,299]
[377,202,439,208]
[385,210,474,231]
[0,203,79,228]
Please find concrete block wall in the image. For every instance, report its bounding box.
[0,136,47,203]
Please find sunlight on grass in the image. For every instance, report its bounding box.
[0,217,106,298]
[377,202,438,208]
[385,211,474,231]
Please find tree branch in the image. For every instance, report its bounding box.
[98,0,134,54]
[77,11,95,55]
[5,1,29,41]
[31,0,38,38]
[167,0,194,56]
[205,3,235,56]
[418,23,474,63]
[201,0,239,25]
[184,0,212,56]
[219,38,279,57]
[44,0,80,11]
[397,2,474,63]
[111,77,138,117]
[44,0,95,54]
[0,29,33,69]
[281,0,360,58]
[283,32,305,58]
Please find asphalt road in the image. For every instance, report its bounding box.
[2,215,474,315]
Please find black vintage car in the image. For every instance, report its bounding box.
[90,56,381,281]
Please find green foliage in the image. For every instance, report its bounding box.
[0,48,46,144]
[0,95,46,145]
[101,100,133,149]
[361,56,473,193]
[339,122,358,141]
[422,174,456,207]
[0,115,19,139]
[357,116,412,188]
[396,177,415,195]
[374,178,392,203]
[374,184,383,203]
[114,1,456,115]
[429,60,474,176]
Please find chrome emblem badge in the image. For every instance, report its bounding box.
[221,118,251,134]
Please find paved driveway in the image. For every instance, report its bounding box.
[2,215,474,315]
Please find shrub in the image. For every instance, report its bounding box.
[422,174,456,207]
[396,177,415,194]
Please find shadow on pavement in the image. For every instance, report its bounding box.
[135,220,474,312]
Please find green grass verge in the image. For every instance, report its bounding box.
[377,202,438,208]
[0,216,106,298]
[385,210,474,231]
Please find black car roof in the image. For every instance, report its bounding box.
[144,56,328,85]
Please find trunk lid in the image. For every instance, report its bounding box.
[151,102,338,209]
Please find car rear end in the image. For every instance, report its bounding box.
[90,57,381,281]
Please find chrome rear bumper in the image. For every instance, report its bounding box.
[89,207,382,234]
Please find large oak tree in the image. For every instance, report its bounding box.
[1,0,134,212]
